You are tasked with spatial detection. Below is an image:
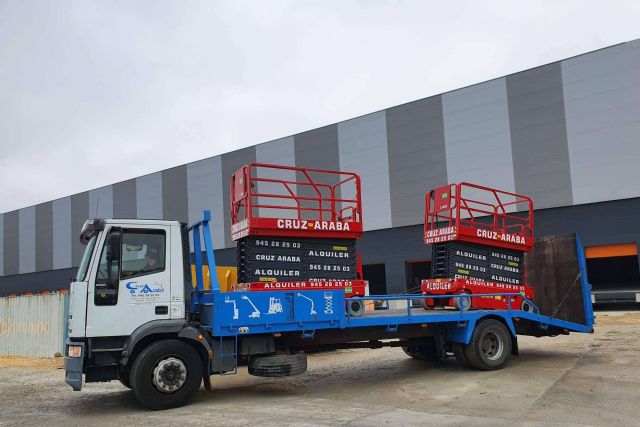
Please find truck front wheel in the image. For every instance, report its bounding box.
[130,339,203,410]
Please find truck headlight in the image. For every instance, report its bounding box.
[67,345,82,358]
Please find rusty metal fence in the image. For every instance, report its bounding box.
[0,292,69,358]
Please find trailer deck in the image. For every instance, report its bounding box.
[191,211,594,344]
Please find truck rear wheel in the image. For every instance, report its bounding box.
[463,319,512,370]
[248,353,307,377]
[130,339,203,410]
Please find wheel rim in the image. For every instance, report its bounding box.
[152,357,187,393]
[480,331,504,361]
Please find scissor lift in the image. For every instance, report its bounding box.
[230,163,367,314]
[422,183,536,311]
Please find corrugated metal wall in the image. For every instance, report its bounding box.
[0,293,68,357]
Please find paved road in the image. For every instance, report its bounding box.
[1,311,638,426]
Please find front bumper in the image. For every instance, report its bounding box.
[64,339,85,391]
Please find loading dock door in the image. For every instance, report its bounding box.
[405,260,430,293]
[586,243,640,303]
[362,264,387,295]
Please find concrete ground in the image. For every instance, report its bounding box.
[1,310,639,427]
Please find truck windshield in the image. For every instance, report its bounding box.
[76,236,97,281]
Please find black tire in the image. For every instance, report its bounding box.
[402,339,440,362]
[463,319,512,370]
[348,300,365,317]
[402,347,421,360]
[248,353,307,377]
[130,339,203,410]
[118,369,131,389]
[452,343,473,369]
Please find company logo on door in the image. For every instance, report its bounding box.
[125,282,165,303]
[125,281,165,295]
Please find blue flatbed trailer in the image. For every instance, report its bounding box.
[190,211,595,375]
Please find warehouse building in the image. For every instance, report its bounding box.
[1,39,639,302]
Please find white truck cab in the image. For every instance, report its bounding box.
[65,218,208,402]
[68,218,187,339]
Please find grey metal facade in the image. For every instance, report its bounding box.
[113,179,137,218]
[1,39,640,294]
[387,95,447,228]
[507,63,574,209]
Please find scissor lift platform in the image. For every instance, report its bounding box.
[230,163,363,240]
[424,182,534,251]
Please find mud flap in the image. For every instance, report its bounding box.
[203,374,213,392]
[511,336,519,356]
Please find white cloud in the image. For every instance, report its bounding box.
[1,0,639,212]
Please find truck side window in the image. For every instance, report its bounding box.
[120,230,166,279]
[96,243,118,281]
[95,229,121,306]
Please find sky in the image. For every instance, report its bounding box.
[1,0,639,213]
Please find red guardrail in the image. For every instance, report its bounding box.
[424,182,534,251]
[230,163,363,240]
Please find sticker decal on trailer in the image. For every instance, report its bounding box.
[241,295,261,318]
[323,292,334,314]
[297,293,317,315]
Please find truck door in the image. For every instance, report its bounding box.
[85,225,172,337]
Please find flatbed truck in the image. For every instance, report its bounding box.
[65,210,595,410]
